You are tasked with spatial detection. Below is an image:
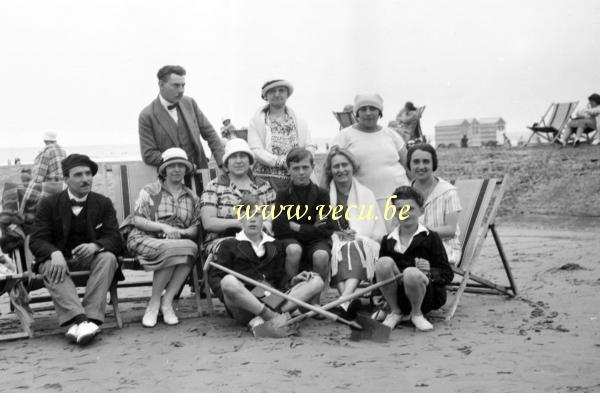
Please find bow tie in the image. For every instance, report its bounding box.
[70,199,86,208]
[167,103,179,110]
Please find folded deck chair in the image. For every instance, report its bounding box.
[445,174,517,320]
[108,161,218,317]
[525,102,578,145]
[332,111,357,130]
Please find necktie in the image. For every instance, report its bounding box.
[70,199,86,207]
[167,103,179,110]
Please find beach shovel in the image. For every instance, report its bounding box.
[254,274,403,343]
[208,261,363,332]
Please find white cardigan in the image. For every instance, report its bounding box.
[247,105,316,167]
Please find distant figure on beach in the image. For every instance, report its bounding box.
[503,132,512,149]
[461,134,469,148]
[331,93,409,232]
[396,102,424,144]
[14,158,21,165]
[220,116,236,142]
[248,79,316,191]
[138,65,224,192]
[20,132,66,214]
[29,154,122,346]
[559,93,600,147]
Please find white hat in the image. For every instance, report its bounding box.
[221,116,231,123]
[43,131,57,142]
[158,147,193,175]
[354,93,384,116]
[261,79,294,100]
[223,138,255,166]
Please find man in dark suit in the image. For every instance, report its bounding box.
[29,154,122,345]
[138,65,224,180]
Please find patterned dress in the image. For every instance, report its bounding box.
[127,181,201,271]
[200,174,276,253]
[252,111,299,186]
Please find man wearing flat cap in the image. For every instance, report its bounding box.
[248,79,316,191]
[20,131,66,215]
[29,154,122,345]
[139,65,225,191]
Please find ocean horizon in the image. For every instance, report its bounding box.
[0,138,334,166]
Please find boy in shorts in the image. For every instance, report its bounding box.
[375,186,453,331]
[208,195,324,327]
[273,147,335,303]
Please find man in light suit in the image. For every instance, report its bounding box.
[138,65,224,189]
[29,154,123,345]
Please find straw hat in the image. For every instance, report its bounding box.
[158,148,193,175]
[223,138,255,166]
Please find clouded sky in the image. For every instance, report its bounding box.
[1,0,599,148]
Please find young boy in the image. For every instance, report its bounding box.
[375,186,453,331]
[272,147,335,299]
[208,194,324,328]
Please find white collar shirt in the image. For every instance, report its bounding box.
[67,189,88,216]
[159,94,179,124]
[235,230,275,258]
[389,223,429,254]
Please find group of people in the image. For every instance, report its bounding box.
[15,64,464,346]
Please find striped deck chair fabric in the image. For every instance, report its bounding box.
[332,111,357,129]
[526,101,578,145]
[445,175,516,320]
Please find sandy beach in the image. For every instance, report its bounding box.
[1,215,599,393]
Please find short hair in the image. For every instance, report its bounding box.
[406,143,438,171]
[239,193,260,210]
[323,146,359,185]
[390,186,424,208]
[157,65,186,82]
[405,101,416,111]
[286,147,314,167]
[588,93,600,106]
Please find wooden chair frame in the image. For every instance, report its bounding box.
[525,102,578,145]
[445,174,517,320]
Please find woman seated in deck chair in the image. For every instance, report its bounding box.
[407,144,462,265]
[125,148,201,328]
[200,138,276,259]
[320,147,386,319]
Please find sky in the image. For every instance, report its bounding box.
[1,0,599,149]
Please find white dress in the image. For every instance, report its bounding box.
[332,126,409,231]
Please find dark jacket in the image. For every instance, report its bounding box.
[272,181,335,244]
[29,190,123,271]
[138,96,224,168]
[379,229,453,286]
[208,237,288,301]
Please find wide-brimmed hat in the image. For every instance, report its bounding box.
[43,131,57,142]
[158,148,193,175]
[62,154,98,177]
[354,93,384,116]
[223,138,255,166]
[261,79,294,100]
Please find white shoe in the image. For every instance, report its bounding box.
[592,139,600,146]
[160,303,179,326]
[76,321,100,345]
[65,324,79,343]
[142,307,159,328]
[382,313,404,329]
[411,315,434,332]
[248,316,265,330]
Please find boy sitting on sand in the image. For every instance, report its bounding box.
[374,186,453,331]
[207,194,324,328]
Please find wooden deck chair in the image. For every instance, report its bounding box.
[445,174,517,320]
[332,111,357,130]
[410,106,427,143]
[0,251,34,340]
[107,161,217,317]
[1,238,122,340]
[525,102,578,145]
